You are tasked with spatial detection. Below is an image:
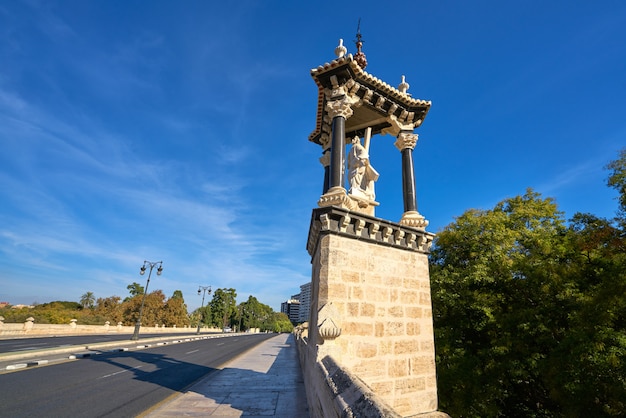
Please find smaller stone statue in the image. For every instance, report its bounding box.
[348,136,379,201]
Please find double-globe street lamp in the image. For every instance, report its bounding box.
[131,260,163,341]
[197,285,212,334]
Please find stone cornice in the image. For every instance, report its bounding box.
[307,206,435,257]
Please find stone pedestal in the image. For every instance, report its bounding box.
[307,206,439,417]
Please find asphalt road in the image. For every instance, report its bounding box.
[0,332,220,354]
[0,333,275,417]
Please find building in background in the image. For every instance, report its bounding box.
[282,282,312,324]
[280,299,300,324]
[298,282,311,323]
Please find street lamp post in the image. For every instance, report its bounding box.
[196,285,212,334]
[131,260,163,341]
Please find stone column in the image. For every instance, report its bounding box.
[317,95,357,208]
[327,98,353,192]
[395,131,428,229]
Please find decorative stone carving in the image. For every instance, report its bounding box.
[394,229,405,245]
[382,226,393,243]
[320,213,331,231]
[339,215,351,232]
[368,222,380,238]
[318,186,349,208]
[320,133,330,150]
[326,99,353,119]
[348,80,360,95]
[363,88,374,103]
[406,232,416,247]
[319,151,330,168]
[398,75,409,94]
[326,93,361,120]
[400,210,429,230]
[375,96,386,109]
[309,203,434,255]
[317,302,341,342]
[381,115,418,138]
[335,39,347,58]
[394,132,419,151]
[354,218,365,235]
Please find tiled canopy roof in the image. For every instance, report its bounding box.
[308,54,431,146]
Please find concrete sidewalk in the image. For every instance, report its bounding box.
[142,333,309,417]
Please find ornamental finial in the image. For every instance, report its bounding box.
[354,18,367,69]
[398,75,410,94]
[335,38,347,58]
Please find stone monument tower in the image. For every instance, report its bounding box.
[304,32,445,417]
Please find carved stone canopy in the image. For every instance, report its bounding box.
[309,54,431,148]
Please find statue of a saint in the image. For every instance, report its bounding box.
[348,136,379,201]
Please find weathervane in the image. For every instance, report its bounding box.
[354,18,368,69]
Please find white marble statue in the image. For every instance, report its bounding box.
[348,136,379,201]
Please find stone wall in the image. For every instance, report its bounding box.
[0,322,221,338]
[295,332,403,418]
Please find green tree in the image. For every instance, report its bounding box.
[431,190,572,416]
[125,282,144,301]
[237,296,273,331]
[80,291,95,309]
[162,290,189,327]
[208,288,237,329]
[94,296,122,323]
[546,213,626,416]
[263,312,293,333]
[121,290,166,326]
[192,304,212,327]
[606,149,626,215]
[431,185,626,417]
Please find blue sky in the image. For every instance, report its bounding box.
[1,1,625,312]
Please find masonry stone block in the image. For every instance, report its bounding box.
[406,321,421,336]
[360,303,375,317]
[394,339,419,355]
[388,306,404,317]
[342,271,360,283]
[356,342,378,358]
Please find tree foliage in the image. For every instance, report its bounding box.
[237,295,274,331]
[126,282,144,300]
[208,288,237,328]
[79,292,95,309]
[432,166,626,417]
[263,312,293,333]
[93,296,122,323]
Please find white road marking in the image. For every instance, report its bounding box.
[98,365,144,379]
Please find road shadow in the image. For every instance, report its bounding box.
[86,349,217,394]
